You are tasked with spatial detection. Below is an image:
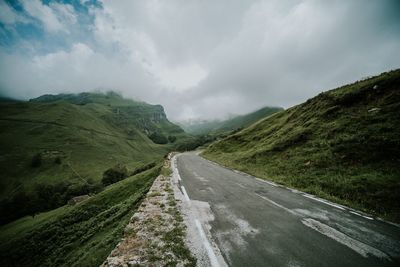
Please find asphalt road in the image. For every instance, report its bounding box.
[176,152,400,267]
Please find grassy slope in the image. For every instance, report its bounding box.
[0,166,161,266]
[0,92,186,198]
[181,106,283,135]
[203,70,400,222]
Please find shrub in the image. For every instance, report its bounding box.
[149,132,168,144]
[102,164,128,186]
[0,180,104,225]
[168,135,177,143]
[31,153,42,168]
[54,157,62,164]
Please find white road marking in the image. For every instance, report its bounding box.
[173,155,225,266]
[181,185,191,203]
[195,219,221,267]
[350,211,373,220]
[255,192,390,260]
[171,157,182,182]
[302,218,390,260]
[255,193,298,216]
[290,188,301,194]
[303,194,346,211]
[201,155,382,224]
[235,182,247,189]
[255,177,278,187]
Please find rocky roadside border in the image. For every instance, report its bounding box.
[101,155,196,267]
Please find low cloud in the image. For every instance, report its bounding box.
[0,0,399,121]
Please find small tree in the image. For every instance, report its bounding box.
[102,164,128,186]
[149,132,168,144]
[168,135,177,143]
[54,157,62,164]
[31,153,42,168]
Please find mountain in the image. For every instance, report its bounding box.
[0,91,192,266]
[0,91,189,223]
[180,106,283,135]
[203,70,400,222]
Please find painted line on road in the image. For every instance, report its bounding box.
[173,154,225,266]
[255,191,389,260]
[303,194,346,211]
[349,211,373,220]
[302,218,390,260]
[289,188,301,193]
[234,182,247,189]
[200,155,385,226]
[255,193,297,216]
[181,185,191,203]
[195,219,220,267]
[255,177,278,187]
[200,155,389,226]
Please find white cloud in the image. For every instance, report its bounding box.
[0,0,399,121]
[21,0,75,33]
[0,1,28,24]
[155,63,208,91]
[49,2,77,25]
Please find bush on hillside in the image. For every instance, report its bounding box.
[102,164,128,186]
[149,132,168,144]
[31,153,42,168]
[168,135,177,143]
[54,157,62,164]
[0,180,101,225]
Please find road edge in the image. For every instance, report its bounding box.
[199,152,400,229]
[171,153,228,267]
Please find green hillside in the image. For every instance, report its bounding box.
[0,92,188,224]
[203,70,400,222]
[180,106,283,135]
[0,164,161,266]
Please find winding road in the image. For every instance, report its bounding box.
[175,152,400,267]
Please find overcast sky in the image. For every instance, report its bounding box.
[0,0,399,121]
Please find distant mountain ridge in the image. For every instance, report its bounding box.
[29,92,184,137]
[180,106,283,135]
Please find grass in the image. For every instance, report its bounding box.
[0,165,161,266]
[203,69,400,222]
[0,92,193,199]
[0,92,197,224]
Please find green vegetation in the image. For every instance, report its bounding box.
[180,106,283,135]
[203,70,400,222]
[0,166,161,266]
[174,134,216,151]
[0,92,191,222]
[0,179,102,225]
[101,164,128,186]
[149,131,169,144]
[131,161,157,176]
[0,91,203,265]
